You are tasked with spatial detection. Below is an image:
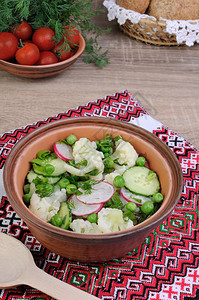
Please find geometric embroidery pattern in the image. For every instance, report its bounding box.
[0,90,198,300]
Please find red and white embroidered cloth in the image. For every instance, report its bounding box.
[0,90,198,300]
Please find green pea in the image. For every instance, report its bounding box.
[153,192,164,203]
[87,213,98,223]
[23,183,30,194]
[45,164,55,175]
[113,175,125,188]
[58,178,70,189]
[50,214,63,227]
[104,153,110,158]
[126,202,137,213]
[104,157,114,169]
[136,156,146,166]
[66,134,77,145]
[23,194,32,205]
[141,201,154,214]
[66,184,77,195]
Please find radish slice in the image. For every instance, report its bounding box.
[120,187,152,206]
[76,181,115,205]
[54,142,73,161]
[119,193,129,206]
[68,195,103,216]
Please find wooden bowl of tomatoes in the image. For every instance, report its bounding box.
[0,22,85,78]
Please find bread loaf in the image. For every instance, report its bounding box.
[148,0,199,20]
[116,0,150,14]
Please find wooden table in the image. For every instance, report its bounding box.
[0,1,198,148]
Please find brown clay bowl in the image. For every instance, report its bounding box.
[0,34,85,79]
[3,117,183,262]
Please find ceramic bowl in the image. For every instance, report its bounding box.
[0,34,85,79]
[3,117,183,262]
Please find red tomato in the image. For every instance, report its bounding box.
[53,40,71,61]
[12,21,32,41]
[32,27,55,51]
[63,26,80,47]
[36,51,58,65]
[0,32,18,60]
[15,43,40,65]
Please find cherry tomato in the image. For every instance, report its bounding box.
[53,40,71,61]
[36,51,58,65]
[32,27,55,51]
[15,43,40,65]
[0,32,18,60]
[63,26,80,47]
[12,21,32,41]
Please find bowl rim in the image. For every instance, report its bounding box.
[0,33,85,69]
[3,117,183,240]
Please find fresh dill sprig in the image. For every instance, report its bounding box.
[84,37,109,68]
[0,0,109,67]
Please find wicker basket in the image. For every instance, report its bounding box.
[119,17,182,46]
[104,0,199,47]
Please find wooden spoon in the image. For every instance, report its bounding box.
[0,232,99,299]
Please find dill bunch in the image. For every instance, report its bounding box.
[0,0,109,67]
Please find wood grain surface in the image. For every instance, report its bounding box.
[0,1,198,148]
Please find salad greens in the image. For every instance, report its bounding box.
[23,134,164,234]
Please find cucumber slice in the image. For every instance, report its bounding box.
[27,169,39,183]
[27,169,60,184]
[32,157,67,177]
[58,202,72,229]
[123,166,160,196]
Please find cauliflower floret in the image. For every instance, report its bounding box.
[70,219,101,234]
[72,138,98,161]
[105,139,138,183]
[110,139,138,168]
[64,138,104,179]
[98,208,134,233]
[73,138,104,173]
[29,189,66,222]
[70,208,134,234]
[114,164,130,175]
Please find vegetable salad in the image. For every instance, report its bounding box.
[23,134,164,234]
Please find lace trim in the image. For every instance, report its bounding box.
[103,0,199,46]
